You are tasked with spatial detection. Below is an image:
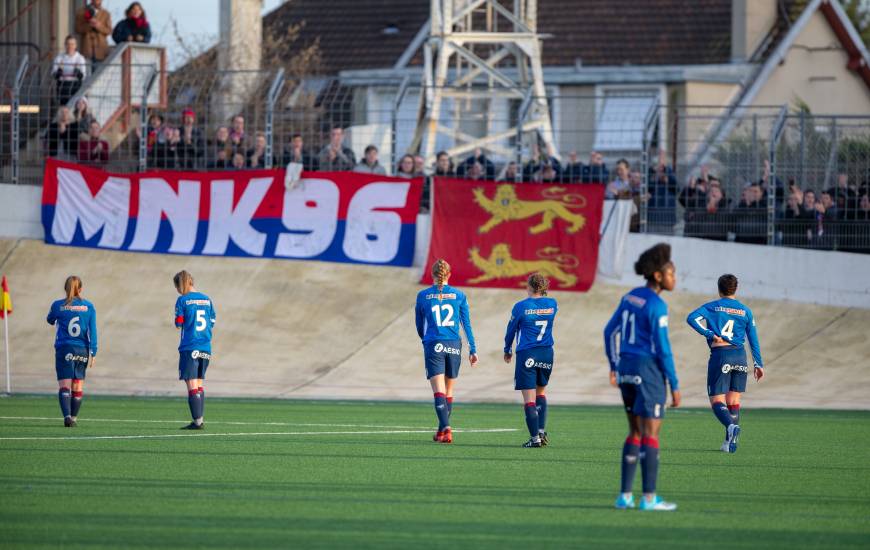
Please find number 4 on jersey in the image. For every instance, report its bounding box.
[721,319,734,340]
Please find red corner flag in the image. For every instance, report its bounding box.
[0,276,11,319]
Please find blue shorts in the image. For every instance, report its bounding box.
[424,340,461,379]
[618,355,667,419]
[179,350,210,380]
[707,346,749,396]
[514,346,554,390]
[55,345,89,380]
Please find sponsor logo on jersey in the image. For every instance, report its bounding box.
[60,305,88,312]
[714,306,746,316]
[721,363,748,374]
[626,295,646,308]
[524,308,555,315]
[185,299,211,306]
[64,352,89,363]
[524,357,552,369]
[433,343,460,355]
[658,315,669,328]
[191,350,212,360]
[425,293,457,300]
[619,374,643,385]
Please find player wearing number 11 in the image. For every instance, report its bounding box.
[415,259,478,444]
[173,271,216,430]
[46,276,97,427]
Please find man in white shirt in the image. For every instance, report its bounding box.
[52,35,88,106]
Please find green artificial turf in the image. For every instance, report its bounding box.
[0,395,868,549]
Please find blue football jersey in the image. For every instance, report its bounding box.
[687,297,763,368]
[174,291,216,352]
[504,296,558,353]
[603,286,678,390]
[46,298,98,355]
[415,284,476,354]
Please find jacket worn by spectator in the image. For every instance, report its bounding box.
[112,16,152,44]
[45,121,80,159]
[75,5,112,62]
[177,127,204,169]
[283,148,319,171]
[318,144,356,171]
[581,163,609,184]
[353,161,386,175]
[456,153,496,180]
[52,51,87,106]
[78,136,108,165]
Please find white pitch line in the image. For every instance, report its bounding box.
[0,416,438,430]
[0,428,518,442]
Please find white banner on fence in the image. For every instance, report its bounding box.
[597,200,635,279]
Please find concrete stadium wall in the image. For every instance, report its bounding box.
[0,184,43,240]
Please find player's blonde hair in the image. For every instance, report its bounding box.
[527,273,549,296]
[432,259,451,293]
[173,270,194,294]
[64,275,82,305]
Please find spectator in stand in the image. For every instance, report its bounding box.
[45,107,79,160]
[318,126,356,171]
[75,0,112,65]
[606,159,631,199]
[679,168,710,209]
[396,154,416,178]
[229,115,246,153]
[413,155,427,177]
[646,150,678,230]
[282,134,318,170]
[820,191,838,220]
[523,143,561,182]
[828,173,858,217]
[73,97,95,138]
[52,36,87,107]
[177,109,203,169]
[149,126,177,169]
[353,145,386,175]
[736,184,764,210]
[247,132,267,168]
[497,161,519,182]
[433,151,454,176]
[209,126,232,169]
[456,148,495,180]
[465,161,486,181]
[231,152,246,170]
[112,2,151,44]
[562,151,583,183]
[581,151,609,183]
[78,120,108,165]
[163,128,181,169]
[856,194,870,221]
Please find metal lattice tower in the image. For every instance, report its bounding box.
[410,0,557,164]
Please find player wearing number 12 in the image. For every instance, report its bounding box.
[415,259,478,444]
[173,271,216,430]
[503,273,557,448]
[46,276,97,427]
[686,274,764,454]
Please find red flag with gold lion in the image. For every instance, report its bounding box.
[422,178,605,291]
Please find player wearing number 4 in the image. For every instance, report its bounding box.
[603,244,680,511]
[47,276,97,427]
[503,273,557,448]
[415,259,478,443]
[686,274,764,454]
[174,271,216,430]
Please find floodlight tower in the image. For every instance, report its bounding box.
[410,0,556,164]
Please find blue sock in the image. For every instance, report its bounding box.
[729,404,740,425]
[712,402,734,427]
[71,390,83,417]
[188,389,203,421]
[433,393,449,431]
[58,388,71,418]
[535,396,548,432]
[198,388,205,420]
[621,436,641,493]
[446,396,453,418]
[640,437,659,494]
[523,402,539,438]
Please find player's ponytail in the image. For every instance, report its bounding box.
[432,259,451,294]
[64,275,82,305]
[528,273,549,296]
[634,243,672,282]
[173,270,194,295]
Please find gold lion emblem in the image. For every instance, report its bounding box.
[472,184,587,234]
[468,244,579,288]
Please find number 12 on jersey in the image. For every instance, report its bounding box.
[431,304,455,327]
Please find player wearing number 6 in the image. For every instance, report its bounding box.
[173,271,216,430]
[46,276,97,427]
[503,273,557,448]
[686,274,764,454]
[603,244,680,511]
[415,259,478,443]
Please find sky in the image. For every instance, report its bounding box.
[105,0,286,69]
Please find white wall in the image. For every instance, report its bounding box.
[599,233,870,309]
[0,184,43,240]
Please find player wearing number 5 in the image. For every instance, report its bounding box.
[503,273,557,448]
[686,274,764,454]
[173,271,216,430]
[46,276,97,427]
[603,244,680,511]
[415,259,478,444]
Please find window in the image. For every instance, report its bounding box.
[593,87,662,152]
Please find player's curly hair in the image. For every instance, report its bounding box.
[718,273,738,296]
[64,275,82,305]
[634,243,672,282]
[173,270,194,294]
[527,272,549,296]
[432,259,451,293]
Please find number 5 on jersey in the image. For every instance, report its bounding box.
[195,310,208,331]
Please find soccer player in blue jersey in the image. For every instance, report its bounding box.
[503,273,558,448]
[603,243,680,511]
[46,276,97,427]
[173,271,216,430]
[415,259,478,443]
[686,274,764,453]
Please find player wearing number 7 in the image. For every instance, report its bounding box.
[686,274,764,454]
[173,271,216,430]
[503,273,557,448]
[46,276,97,427]
[415,259,478,443]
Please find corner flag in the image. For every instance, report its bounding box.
[0,276,10,318]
